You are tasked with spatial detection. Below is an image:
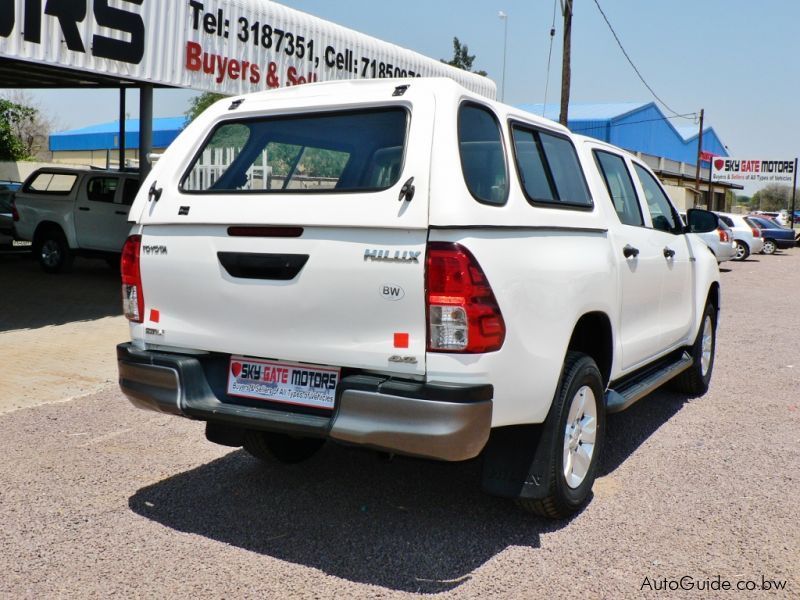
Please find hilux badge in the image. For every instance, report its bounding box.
[364,249,421,264]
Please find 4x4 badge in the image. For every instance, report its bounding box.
[364,249,421,264]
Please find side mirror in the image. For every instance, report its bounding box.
[686,208,718,234]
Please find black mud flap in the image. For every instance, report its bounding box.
[481,406,560,499]
[205,422,246,448]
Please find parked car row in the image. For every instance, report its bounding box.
[680,208,797,263]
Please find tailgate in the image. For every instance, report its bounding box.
[134,93,434,378]
[140,225,427,376]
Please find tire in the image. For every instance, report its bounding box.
[517,352,606,519]
[243,430,325,464]
[35,230,73,274]
[670,302,716,396]
[762,239,776,255]
[733,240,749,261]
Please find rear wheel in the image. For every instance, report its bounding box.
[243,430,325,464]
[733,240,749,261]
[671,302,716,396]
[762,239,776,255]
[517,352,605,519]
[35,230,73,274]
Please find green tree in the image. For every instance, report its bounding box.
[186,92,227,122]
[442,37,488,77]
[0,99,37,161]
[750,184,792,212]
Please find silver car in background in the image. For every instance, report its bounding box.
[715,212,765,260]
[681,212,736,263]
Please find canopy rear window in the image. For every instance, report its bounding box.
[24,172,78,195]
[181,107,408,194]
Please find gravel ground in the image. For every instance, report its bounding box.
[0,250,798,598]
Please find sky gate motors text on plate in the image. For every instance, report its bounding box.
[187,0,427,89]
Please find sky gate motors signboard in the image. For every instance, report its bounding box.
[0,0,495,98]
[711,158,796,184]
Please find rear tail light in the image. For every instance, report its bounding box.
[11,200,18,222]
[121,235,144,322]
[717,228,729,243]
[752,227,760,238]
[426,242,505,353]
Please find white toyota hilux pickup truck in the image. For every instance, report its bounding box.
[117,79,720,518]
[13,167,140,273]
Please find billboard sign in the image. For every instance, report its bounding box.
[711,158,796,184]
[0,0,496,98]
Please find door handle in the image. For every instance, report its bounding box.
[663,247,676,259]
[115,210,127,215]
[623,244,639,258]
[78,207,90,212]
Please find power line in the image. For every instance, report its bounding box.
[591,0,691,120]
[542,0,558,115]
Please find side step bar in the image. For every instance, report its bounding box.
[605,352,693,414]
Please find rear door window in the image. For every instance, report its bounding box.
[86,177,119,203]
[181,107,408,193]
[593,151,643,226]
[511,124,592,208]
[458,103,508,205]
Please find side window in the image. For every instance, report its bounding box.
[121,179,140,206]
[86,177,118,203]
[458,103,508,205]
[633,164,678,233]
[24,172,77,195]
[511,124,592,208]
[719,215,733,228]
[593,151,643,227]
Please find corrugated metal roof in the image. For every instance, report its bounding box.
[53,117,187,137]
[50,117,187,151]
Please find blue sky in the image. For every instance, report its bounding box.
[20,1,800,177]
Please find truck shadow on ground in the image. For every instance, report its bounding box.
[129,390,688,593]
[129,444,562,594]
[0,253,121,331]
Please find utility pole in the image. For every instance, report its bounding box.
[790,157,798,228]
[559,0,572,126]
[694,108,705,207]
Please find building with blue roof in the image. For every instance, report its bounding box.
[517,102,737,210]
[517,102,727,165]
[49,117,187,168]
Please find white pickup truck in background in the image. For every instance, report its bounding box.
[116,79,721,518]
[13,167,139,273]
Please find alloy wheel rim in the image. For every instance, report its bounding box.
[735,243,746,259]
[563,385,597,489]
[41,240,61,267]
[700,315,713,377]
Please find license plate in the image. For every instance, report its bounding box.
[226,356,339,410]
